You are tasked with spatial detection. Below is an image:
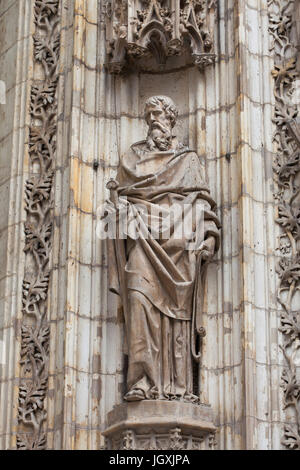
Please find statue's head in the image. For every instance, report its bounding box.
[144,96,178,151]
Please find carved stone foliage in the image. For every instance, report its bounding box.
[107,427,216,450]
[268,0,300,450]
[104,0,217,73]
[16,0,60,450]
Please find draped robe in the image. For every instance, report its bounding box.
[108,140,221,401]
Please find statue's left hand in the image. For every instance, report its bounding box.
[197,236,215,261]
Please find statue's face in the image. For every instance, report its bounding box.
[144,99,175,151]
[145,103,172,135]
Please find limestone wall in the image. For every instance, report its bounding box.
[0,0,299,450]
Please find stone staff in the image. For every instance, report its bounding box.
[106,179,129,324]
[191,252,208,364]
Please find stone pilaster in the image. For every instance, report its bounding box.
[234,0,281,449]
[0,0,35,450]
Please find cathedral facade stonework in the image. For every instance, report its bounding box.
[0,0,299,450]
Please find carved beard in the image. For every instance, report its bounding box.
[147,121,172,151]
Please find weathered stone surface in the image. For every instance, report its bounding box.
[0,0,299,450]
[104,400,216,450]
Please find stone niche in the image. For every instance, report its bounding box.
[102,0,219,453]
[101,65,217,447]
[104,0,217,73]
[103,401,216,450]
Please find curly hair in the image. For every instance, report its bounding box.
[144,96,178,128]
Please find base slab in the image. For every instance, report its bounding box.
[103,400,216,450]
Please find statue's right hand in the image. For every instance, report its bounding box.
[106,179,119,191]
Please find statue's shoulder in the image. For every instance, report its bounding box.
[119,141,147,173]
[175,146,203,163]
[176,141,189,151]
[130,140,148,158]
[174,142,200,157]
[181,147,205,164]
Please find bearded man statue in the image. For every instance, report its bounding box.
[107,96,221,403]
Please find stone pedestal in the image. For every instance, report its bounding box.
[103,401,216,450]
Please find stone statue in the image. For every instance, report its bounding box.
[107,96,220,403]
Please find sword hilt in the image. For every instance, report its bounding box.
[106,179,119,206]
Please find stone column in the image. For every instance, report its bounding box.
[45,0,123,450]
[234,0,281,449]
[200,0,284,450]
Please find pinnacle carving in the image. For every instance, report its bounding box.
[104,0,217,73]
